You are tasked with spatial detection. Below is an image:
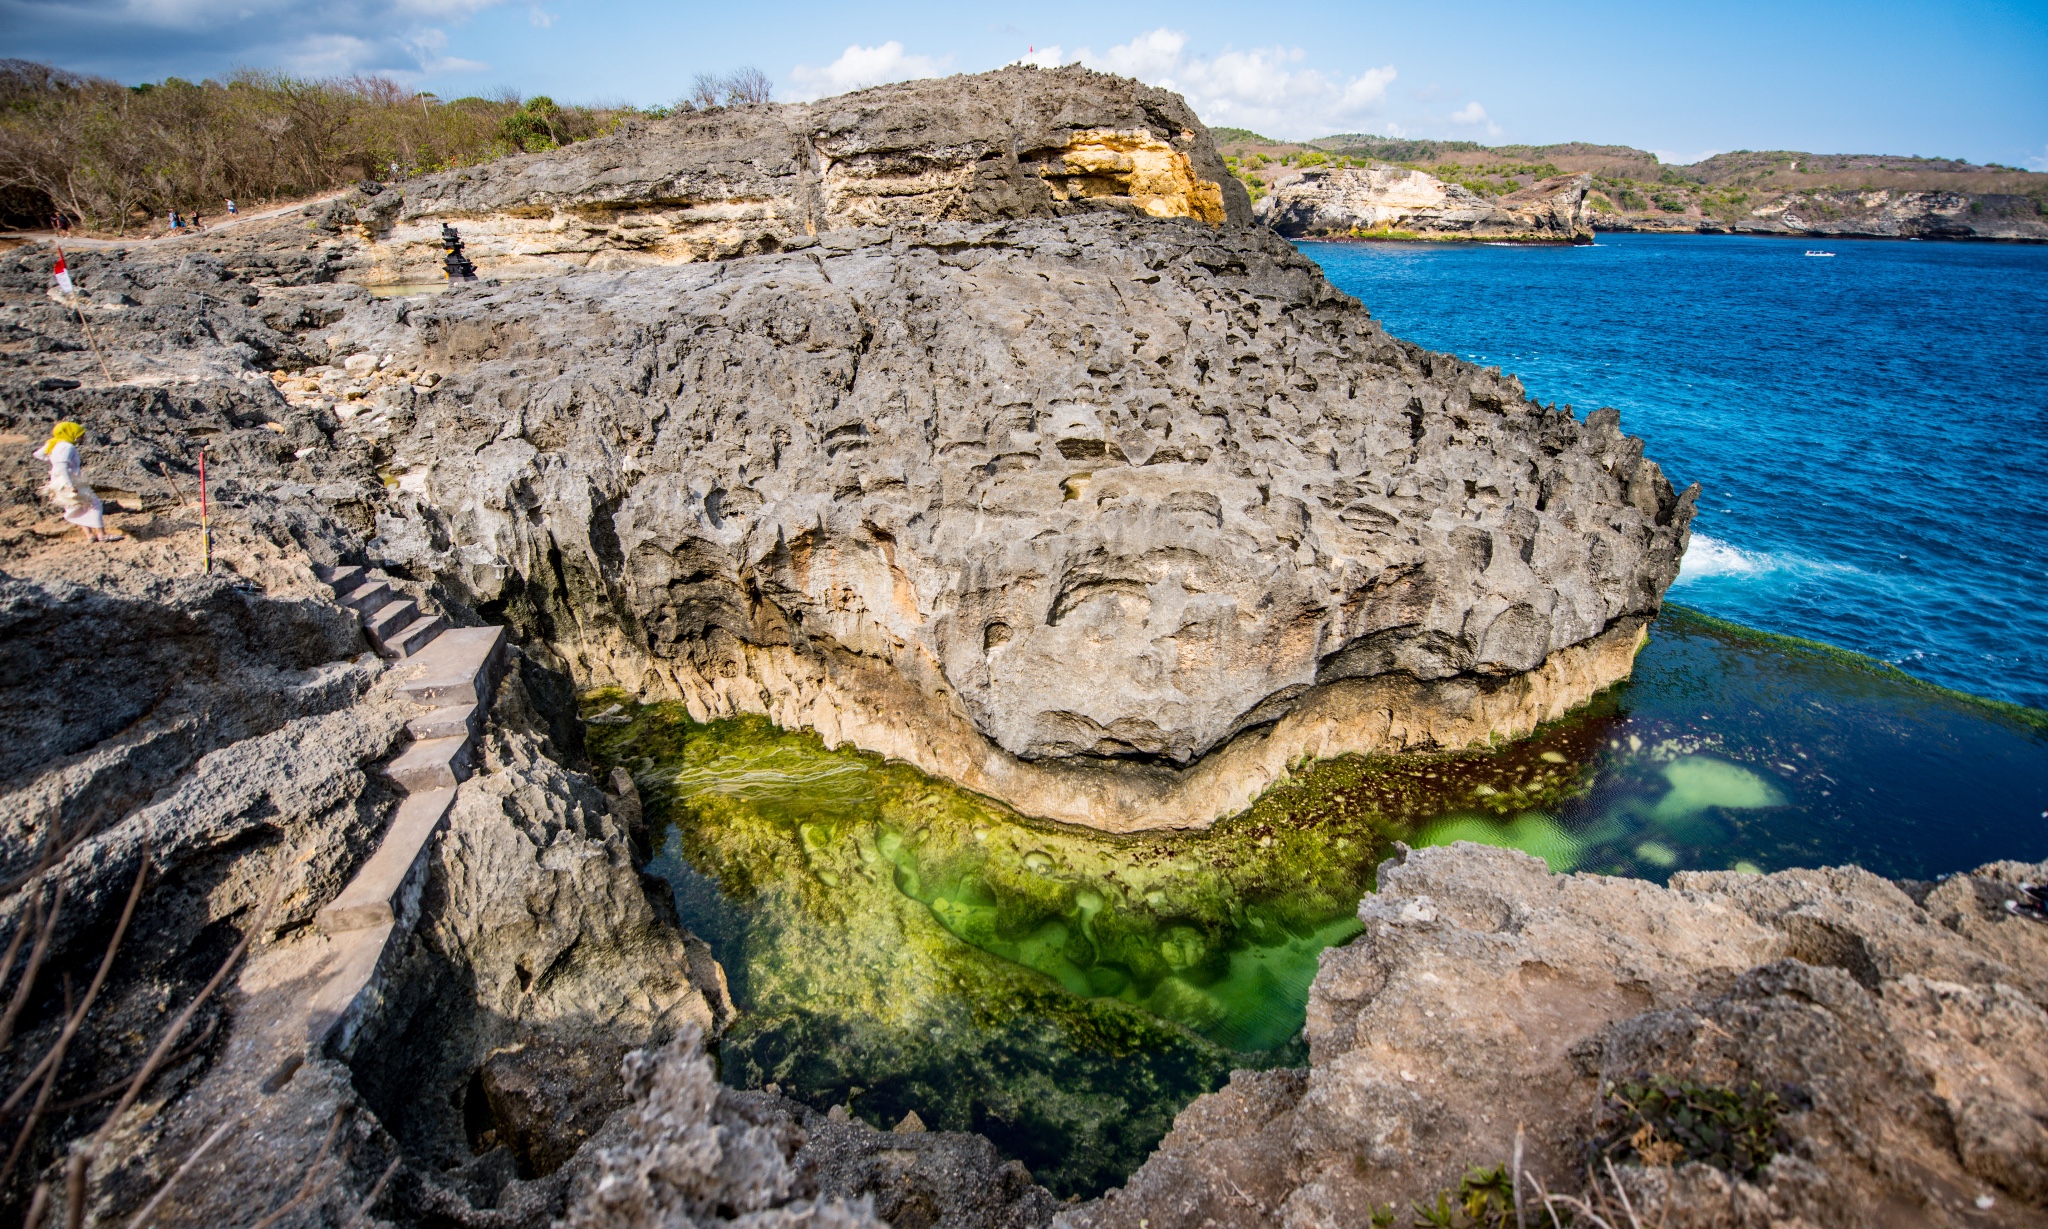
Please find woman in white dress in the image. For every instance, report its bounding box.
[36,421,121,543]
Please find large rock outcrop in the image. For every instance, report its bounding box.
[332,65,1249,284]
[7,68,1690,831]
[1256,166,1595,242]
[1065,843,2048,1228]
[335,209,1687,830]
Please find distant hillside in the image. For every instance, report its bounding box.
[1211,130,2046,241]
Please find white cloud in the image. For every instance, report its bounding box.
[11,0,505,83]
[1449,101,1502,137]
[788,41,951,101]
[1015,27,1398,140]
[2026,144,2048,172]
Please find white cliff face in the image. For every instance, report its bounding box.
[1256,165,1595,241]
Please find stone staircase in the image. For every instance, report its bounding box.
[321,563,447,658]
[301,564,508,1054]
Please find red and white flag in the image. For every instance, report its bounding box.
[52,249,74,294]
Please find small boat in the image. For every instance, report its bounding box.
[1804,250,1835,257]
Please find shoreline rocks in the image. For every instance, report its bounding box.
[1062,843,2048,1228]
[1256,165,1594,242]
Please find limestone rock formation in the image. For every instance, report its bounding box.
[0,63,1705,1224]
[2,67,1689,832]
[1064,843,2048,1228]
[1591,185,2048,240]
[338,210,1686,829]
[337,65,1248,284]
[1256,166,1595,241]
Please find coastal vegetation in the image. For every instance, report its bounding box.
[0,59,768,233]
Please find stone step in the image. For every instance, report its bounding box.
[363,598,419,643]
[407,703,480,742]
[338,579,393,615]
[386,734,472,793]
[394,625,507,708]
[320,563,365,593]
[389,615,446,658]
[315,787,458,934]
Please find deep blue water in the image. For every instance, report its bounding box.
[1301,233,2048,710]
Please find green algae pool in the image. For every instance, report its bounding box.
[584,604,2048,1198]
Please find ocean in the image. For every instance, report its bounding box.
[1300,232,2048,710]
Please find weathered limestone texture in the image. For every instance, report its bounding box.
[562,1025,1060,1229]
[1257,165,1595,241]
[1063,843,2048,1228]
[331,65,1248,284]
[343,211,1689,828]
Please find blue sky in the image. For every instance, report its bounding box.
[4,0,2045,165]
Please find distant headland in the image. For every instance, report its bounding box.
[1214,128,2048,243]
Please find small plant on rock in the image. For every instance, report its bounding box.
[1407,1165,1517,1228]
[1598,1074,1800,1179]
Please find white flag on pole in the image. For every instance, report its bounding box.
[52,249,74,294]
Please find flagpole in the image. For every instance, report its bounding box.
[197,449,211,573]
[54,247,115,385]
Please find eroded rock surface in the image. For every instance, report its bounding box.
[335,65,1248,283]
[1257,165,1595,242]
[335,208,1688,829]
[1067,843,2048,1228]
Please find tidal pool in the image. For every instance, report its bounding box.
[584,605,2047,1197]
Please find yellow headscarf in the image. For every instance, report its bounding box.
[37,421,84,460]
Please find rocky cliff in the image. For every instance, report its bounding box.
[1589,185,2048,240]
[1067,842,2048,1228]
[0,64,1700,1225]
[320,65,1248,285]
[262,73,1685,832]
[322,213,1686,831]
[1255,166,1595,242]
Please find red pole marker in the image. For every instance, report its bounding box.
[197,450,211,573]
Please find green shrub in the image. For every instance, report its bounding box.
[1406,1165,1517,1228]
[1598,1075,1797,1179]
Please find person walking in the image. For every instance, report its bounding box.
[36,422,121,543]
[225,198,237,216]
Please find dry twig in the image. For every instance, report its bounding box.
[122,1114,240,1229]
[65,875,282,1229]
[245,1107,343,1229]
[349,1155,401,1224]
[0,855,146,1188]
[0,884,61,1049]
[23,1182,50,1229]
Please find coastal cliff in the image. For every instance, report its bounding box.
[1218,133,2048,243]
[0,66,1778,1228]
[327,209,1686,832]
[1255,165,1594,242]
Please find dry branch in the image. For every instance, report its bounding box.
[122,1114,240,1229]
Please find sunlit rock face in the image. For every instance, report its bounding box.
[335,66,1247,285]
[1256,164,1595,242]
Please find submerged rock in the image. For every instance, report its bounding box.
[1256,164,1596,242]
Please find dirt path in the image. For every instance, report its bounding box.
[1,189,350,250]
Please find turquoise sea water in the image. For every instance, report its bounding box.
[1301,233,2048,711]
